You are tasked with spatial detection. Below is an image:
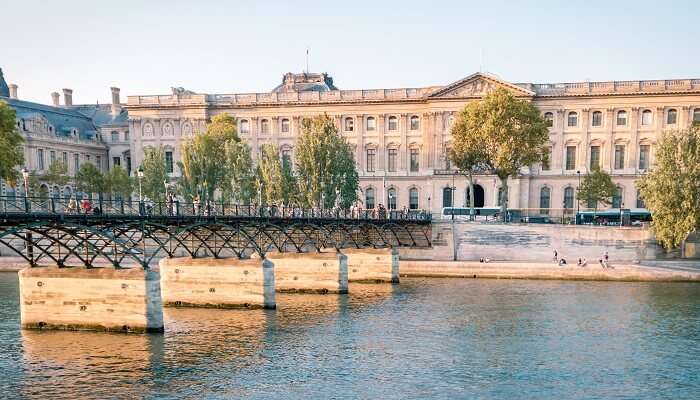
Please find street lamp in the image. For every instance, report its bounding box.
[21,167,29,198]
[137,166,144,202]
[163,179,169,200]
[576,170,581,224]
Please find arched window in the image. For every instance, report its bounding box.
[410,115,420,130]
[260,119,270,134]
[387,116,398,131]
[612,187,623,208]
[344,117,354,132]
[694,109,700,123]
[442,187,453,208]
[641,109,652,126]
[281,118,290,133]
[366,117,376,131]
[591,111,603,127]
[616,110,627,126]
[564,187,574,209]
[409,188,419,210]
[365,188,375,209]
[544,112,554,127]
[240,119,249,134]
[111,131,119,142]
[636,190,646,209]
[539,187,551,215]
[567,112,578,127]
[387,188,397,210]
[667,109,677,125]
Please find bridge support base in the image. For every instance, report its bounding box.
[18,267,164,333]
[159,257,276,309]
[266,252,348,294]
[342,248,400,283]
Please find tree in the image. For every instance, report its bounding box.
[295,114,359,208]
[256,143,298,206]
[43,160,70,187]
[0,101,24,186]
[637,126,700,249]
[454,88,549,220]
[104,165,133,200]
[75,163,105,196]
[140,147,168,201]
[222,137,256,204]
[577,166,617,215]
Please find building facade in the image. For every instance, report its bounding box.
[125,71,700,214]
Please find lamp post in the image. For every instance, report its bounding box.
[137,166,144,201]
[163,179,169,201]
[576,170,581,224]
[451,170,457,221]
[21,167,29,198]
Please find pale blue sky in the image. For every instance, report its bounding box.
[2,0,699,104]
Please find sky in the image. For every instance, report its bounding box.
[1,0,699,104]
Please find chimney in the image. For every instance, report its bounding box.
[62,88,73,106]
[110,87,120,116]
[51,92,60,106]
[9,84,17,99]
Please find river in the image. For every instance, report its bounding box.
[1,272,699,399]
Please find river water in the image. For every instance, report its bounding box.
[1,272,699,399]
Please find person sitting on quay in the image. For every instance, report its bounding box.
[577,257,588,267]
[553,249,558,263]
[558,258,567,266]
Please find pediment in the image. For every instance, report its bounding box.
[428,72,535,98]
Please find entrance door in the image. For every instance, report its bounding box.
[466,184,485,207]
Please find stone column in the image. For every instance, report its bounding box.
[680,106,690,129]
[555,109,565,171]
[580,109,590,171]
[250,117,259,160]
[421,112,432,170]
[271,116,279,143]
[605,108,615,172]
[400,113,408,172]
[356,114,365,171]
[629,107,640,170]
[378,115,386,173]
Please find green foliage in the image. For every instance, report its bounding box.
[577,166,618,212]
[256,143,297,206]
[450,88,549,218]
[638,126,700,249]
[295,114,359,208]
[43,160,70,187]
[0,101,25,186]
[140,147,168,201]
[222,136,256,204]
[75,163,105,195]
[178,114,240,202]
[450,107,491,213]
[104,165,133,199]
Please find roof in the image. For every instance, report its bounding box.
[1,97,101,140]
[0,68,9,98]
[71,104,128,126]
[272,72,338,93]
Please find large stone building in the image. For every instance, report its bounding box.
[125,71,700,214]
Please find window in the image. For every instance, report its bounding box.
[612,187,622,208]
[281,149,291,169]
[442,187,453,208]
[539,187,551,214]
[73,153,79,172]
[639,145,650,170]
[641,109,652,126]
[667,109,677,125]
[409,148,419,172]
[616,110,627,126]
[260,119,270,134]
[124,131,130,141]
[409,188,419,210]
[542,146,551,171]
[240,119,249,134]
[366,149,376,172]
[636,190,646,209]
[589,146,600,169]
[387,188,397,210]
[694,109,700,123]
[410,116,420,130]
[447,116,455,129]
[567,112,578,127]
[37,149,44,170]
[281,118,290,133]
[544,112,554,127]
[565,146,576,170]
[564,187,574,209]
[96,156,101,171]
[165,151,173,173]
[113,157,121,167]
[62,152,68,165]
[591,111,603,127]
[365,188,375,209]
[614,145,625,169]
[388,116,398,131]
[344,117,354,132]
[366,117,376,131]
[49,150,56,165]
[111,131,119,142]
[387,148,398,172]
[86,155,90,162]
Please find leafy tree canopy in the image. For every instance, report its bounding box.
[104,165,133,199]
[577,166,618,211]
[43,160,70,187]
[139,147,168,201]
[256,143,297,206]
[75,163,105,195]
[0,101,25,186]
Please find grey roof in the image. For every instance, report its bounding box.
[272,72,338,93]
[0,68,9,98]
[1,96,101,140]
[72,104,128,126]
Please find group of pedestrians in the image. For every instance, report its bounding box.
[553,249,612,269]
[63,196,101,215]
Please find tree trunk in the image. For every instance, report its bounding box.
[499,176,508,222]
[466,172,475,221]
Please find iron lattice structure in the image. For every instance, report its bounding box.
[0,197,431,269]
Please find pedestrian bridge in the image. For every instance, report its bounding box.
[0,196,432,269]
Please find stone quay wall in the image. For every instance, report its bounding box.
[266,251,348,294]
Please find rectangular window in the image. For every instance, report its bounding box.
[96,156,102,171]
[86,154,91,162]
[111,131,119,142]
[49,150,56,165]
[366,118,376,131]
[409,149,419,172]
[112,157,121,167]
[165,151,174,174]
[615,145,625,169]
[409,189,419,210]
[639,145,650,170]
[366,149,376,172]
[74,153,80,173]
[591,112,602,127]
[565,146,576,170]
[589,146,600,169]
[37,149,44,170]
[62,152,68,165]
[124,131,130,141]
[387,149,397,172]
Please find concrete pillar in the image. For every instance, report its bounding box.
[342,248,399,283]
[159,257,275,309]
[19,267,163,333]
[266,252,348,294]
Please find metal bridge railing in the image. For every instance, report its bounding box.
[0,196,432,222]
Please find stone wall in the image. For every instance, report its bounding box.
[266,252,348,294]
[341,248,399,283]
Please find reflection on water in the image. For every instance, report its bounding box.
[1,273,700,399]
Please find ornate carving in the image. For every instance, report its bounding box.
[143,122,154,137]
[447,79,496,97]
[181,121,193,137]
[162,122,173,136]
